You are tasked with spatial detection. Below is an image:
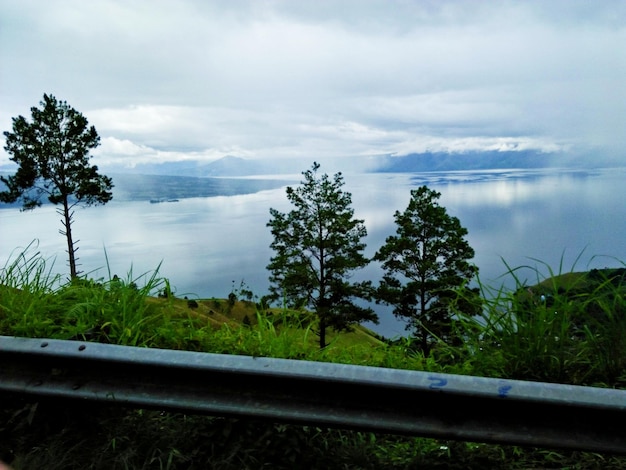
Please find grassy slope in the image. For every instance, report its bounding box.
[533,267,626,292]
[148,295,385,350]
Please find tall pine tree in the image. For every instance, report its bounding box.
[267,162,376,348]
[1,94,113,278]
[374,186,478,353]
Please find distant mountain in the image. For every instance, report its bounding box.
[99,160,213,177]
[202,156,271,176]
[6,151,613,184]
[202,156,315,176]
[99,156,304,177]
[371,150,624,172]
[373,150,556,173]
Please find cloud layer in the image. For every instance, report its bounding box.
[1,0,625,169]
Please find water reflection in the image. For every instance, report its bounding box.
[1,168,625,338]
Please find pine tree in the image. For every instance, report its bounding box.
[1,94,113,278]
[267,162,376,348]
[374,186,478,352]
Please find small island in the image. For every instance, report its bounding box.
[149,198,180,204]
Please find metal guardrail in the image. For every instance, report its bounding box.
[1,335,625,453]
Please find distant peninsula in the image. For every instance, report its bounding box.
[371,150,600,173]
[110,173,293,203]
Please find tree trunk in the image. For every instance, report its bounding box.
[420,287,428,353]
[61,198,77,279]
[319,317,327,349]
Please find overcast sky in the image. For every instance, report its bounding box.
[1,0,625,171]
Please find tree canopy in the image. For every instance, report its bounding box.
[1,93,113,278]
[267,162,377,348]
[374,186,478,352]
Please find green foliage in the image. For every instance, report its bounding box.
[0,244,166,346]
[4,402,626,469]
[453,255,626,387]
[267,162,377,348]
[374,186,478,353]
[230,279,255,302]
[0,241,62,338]
[1,93,113,278]
[0,244,377,360]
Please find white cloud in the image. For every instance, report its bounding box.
[1,0,625,168]
[388,135,567,156]
[93,136,253,167]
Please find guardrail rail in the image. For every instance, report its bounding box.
[1,335,625,453]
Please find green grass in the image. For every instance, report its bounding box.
[2,244,626,469]
[450,254,626,387]
[0,244,430,373]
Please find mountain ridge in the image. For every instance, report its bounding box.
[2,150,615,180]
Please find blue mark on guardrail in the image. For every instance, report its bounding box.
[428,376,448,390]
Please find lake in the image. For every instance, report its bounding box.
[1,167,625,338]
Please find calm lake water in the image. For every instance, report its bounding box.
[1,167,625,338]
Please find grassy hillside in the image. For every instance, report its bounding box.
[148,295,384,348]
[0,247,407,369]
